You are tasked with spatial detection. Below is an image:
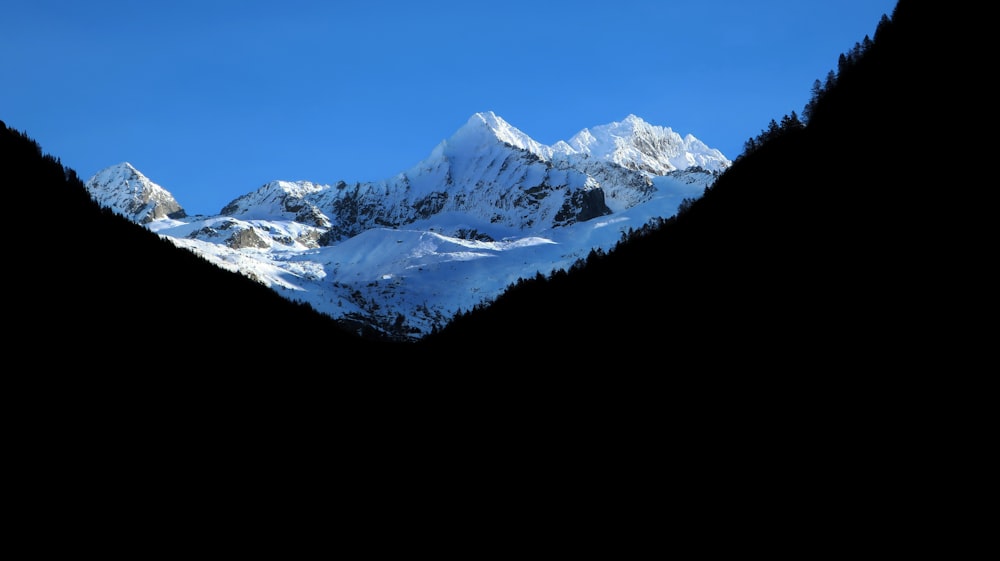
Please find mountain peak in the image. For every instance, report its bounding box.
[567,115,730,175]
[104,161,140,177]
[86,162,147,189]
[454,111,545,154]
[594,114,663,138]
[86,162,186,223]
[438,112,729,175]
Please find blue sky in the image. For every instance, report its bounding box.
[2,0,897,216]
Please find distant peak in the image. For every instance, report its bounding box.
[450,111,548,156]
[466,111,517,139]
[431,111,729,177]
[472,110,502,124]
[84,161,186,223]
[106,161,139,173]
[565,114,730,174]
[604,114,655,134]
[90,161,144,182]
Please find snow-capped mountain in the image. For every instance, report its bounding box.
[86,112,730,339]
[86,162,186,224]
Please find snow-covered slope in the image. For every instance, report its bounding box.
[86,112,729,339]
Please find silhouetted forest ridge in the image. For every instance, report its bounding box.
[3,0,972,371]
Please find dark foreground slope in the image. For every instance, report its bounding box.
[418,0,978,370]
[2,123,387,369]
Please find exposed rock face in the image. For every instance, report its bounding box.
[295,230,323,248]
[560,187,612,225]
[227,227,269,249]
[136,197,185,223]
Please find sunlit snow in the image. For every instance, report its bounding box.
[86,112,728,339]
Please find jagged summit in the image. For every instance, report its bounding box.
[565,114,730,175]
[442,111,551,157]
[473,111,549,153]
[87,162,186,223]
[113,161,139,173]
[437,112,730,175]
[91,162,145,184]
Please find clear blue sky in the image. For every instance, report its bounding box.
[2,0,897,216]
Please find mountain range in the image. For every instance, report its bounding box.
[84,112,730,339]
[5,0,974,376]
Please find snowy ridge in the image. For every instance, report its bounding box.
[86,112,729,340]
[562,114,730,175]
[212,112,729,243]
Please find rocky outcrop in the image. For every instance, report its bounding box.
[227,227,269,249]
